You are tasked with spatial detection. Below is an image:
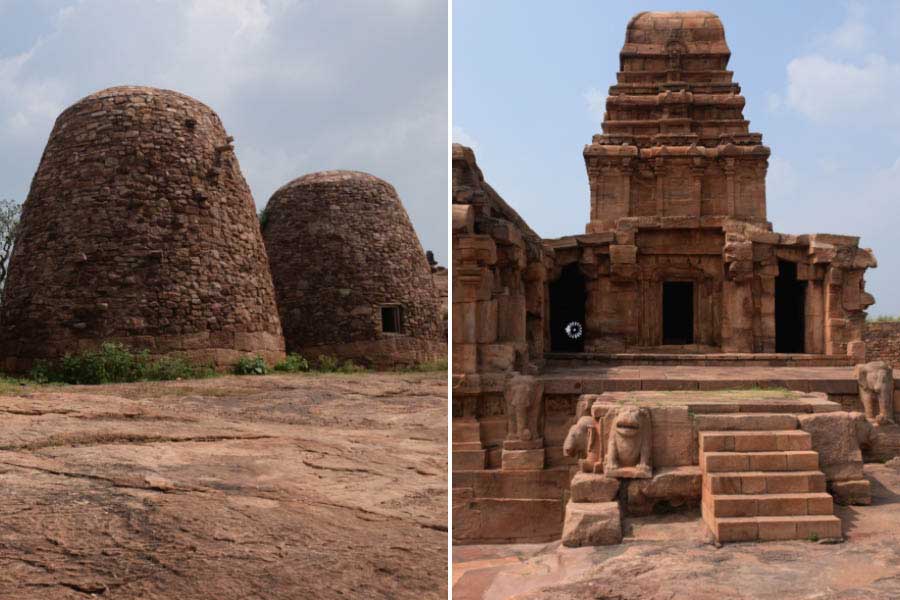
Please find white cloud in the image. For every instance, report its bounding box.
[830,1,870,51]
[785,54,898,122]
[0,0,448,261]
[583,87,605,121]
[452,125,479,152]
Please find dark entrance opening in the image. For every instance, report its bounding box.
[775,260,806,353]
[662,281,694,345]
[549,264,586,352]
[381,305,402,333]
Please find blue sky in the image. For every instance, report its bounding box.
[454,0,900,317]
[0,0,448,263]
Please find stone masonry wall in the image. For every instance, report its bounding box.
[864,321,900,366]
[0,86,285,371]
[263,171,444,367]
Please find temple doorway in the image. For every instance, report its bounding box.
[549,264,586,352]
[775,260,806,353]
[662,281,694,345]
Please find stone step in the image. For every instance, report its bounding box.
[453,442,483,452]
[707,514,842,542]
[705,492,833,518]
[452,450,486,471]
[701,450,819,473]
[699,430,812,453]
[694,413,798,432]
[453,419,481,444]
[704,471,826,495]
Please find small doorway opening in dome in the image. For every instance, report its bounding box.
[381,305,403,334]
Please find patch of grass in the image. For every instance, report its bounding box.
[0,375,46,395]
[336,359,366,374]
[868,314,900,322]
[232,355,269,376]
[273,353,310,373]
[808,532,819,542]
[29,343,215,385]
[314,354,341,372]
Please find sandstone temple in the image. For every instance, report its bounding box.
[0,86,285,371]
[452,12,899,546]
[262,170,445,368]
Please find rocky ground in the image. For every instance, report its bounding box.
[0,372,448,599]
[453,462,900,600]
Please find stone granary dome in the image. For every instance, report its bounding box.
[262,170,444,367]
[0,86,285,371]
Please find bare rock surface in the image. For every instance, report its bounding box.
[0,372,447,599]
[453,464,900,600]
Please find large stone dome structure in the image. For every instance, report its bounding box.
[262,170,444,367]
[0,86,285,371]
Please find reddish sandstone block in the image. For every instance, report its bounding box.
[765,472,816,493]
[757,494,808,516]
[712,495,757,517]
[748,452,787,471]
[733,433,776,452]
[775,431,813,451]
[758,518,798,541]
[707,474,742,494]
[703,452,748,473]
[785,451,820,471]
[806,494,834,515]
[795,516,842,540]
[741,473,767,494]
[715,518,758,542]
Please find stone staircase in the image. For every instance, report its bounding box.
[452,419,486,471]
[699,415,842,542]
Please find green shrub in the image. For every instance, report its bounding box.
[28,343,213,384]
[337,359,366,374]
[142,355,216,380]
[314,354,340,372]
[233,355,269,375]
[273,353,310,373]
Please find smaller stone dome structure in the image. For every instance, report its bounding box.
[262,171,444,367]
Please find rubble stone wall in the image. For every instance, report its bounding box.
[0,86,285,371]
[263,171,443,367]
[864,321,900,366]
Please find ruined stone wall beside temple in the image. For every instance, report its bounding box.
[864,322,900,366]
[452,144,551,470]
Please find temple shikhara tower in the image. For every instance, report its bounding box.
[568,11,875,357]
[453,12,896,548]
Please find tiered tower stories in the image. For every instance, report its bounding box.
[585,11,770,232]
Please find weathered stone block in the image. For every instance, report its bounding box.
[609,245,638,264]
[561,501,622,547]
[501,447,545,470]
[797,412,870,482]
[570,472,620,502]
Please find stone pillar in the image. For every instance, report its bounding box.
[724,158,736,217]
[805,279,825,354]
[452,235,497,373]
